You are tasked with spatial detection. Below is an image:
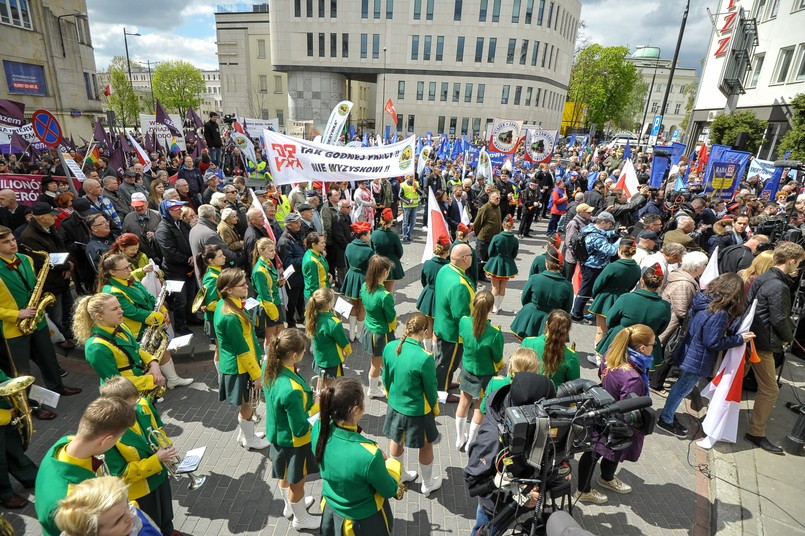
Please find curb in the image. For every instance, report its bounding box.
[710,448,745,535]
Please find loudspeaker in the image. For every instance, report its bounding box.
[735,132,749,149]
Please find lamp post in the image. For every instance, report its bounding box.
[658,0,691,140]
[123,28,141,87]
[57,12,87,57]
[638,46,662,148]
[381,46,387,138]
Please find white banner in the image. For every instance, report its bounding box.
[58,150,86,182]
[263,129,416,185]
[747,157,775,183]
[0,123,51,152]
[127,133,152,173]
[288,120,312,139]
[240,117,279,139]
[231,131,257,164]
[321,101,353,145]
[488,117,524,154]
[524,129,558,164]
[139,113,186,151]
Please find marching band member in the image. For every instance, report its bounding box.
[521,310,581,389]
[104,233,158,282]
[252,238,285,344]
[302,232,331,301]
[371,208,405,292]
[452,223,478,289]
[36,397,136,536]
[96,254,193,389]
[588,237,641,347]
[0,367,37,509]
[455,291,504,451]
[415,234,451,352]
[483,215,519,313]
[197,245,226,370]
[305,288,351,393]
[381,314,443,497]
[341,222,374,341]
[214,268,269,450]
[313,377,402,536]
[360,255,397,398]
[262,328,320,530]
[98,377,178,536]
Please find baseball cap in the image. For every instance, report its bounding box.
[131,192,147,207]
[296,203,313,212]
[575,203,594,214]
[638,230,659,241]
[285,212,302,224]
[595,211,615,224]
[72,197,93,218]
[165,200,186,210]
[31,202,60,216]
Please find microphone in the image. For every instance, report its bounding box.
[579,396,652,419]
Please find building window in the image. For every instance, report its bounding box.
[438,116,446,133]
[441,82,448,101]
[398,80,405,99]
[461,117,469,134]
[541,44,548,67]
[479,0,488,21]
[464,83,473,102]
[396,114,402,126]
[475,37,484,62]
[417,81,424,100]
[501,85,510,104]
[773,47,794,84]
[426,0,434,19]
[491,0,501,21]
[512,0,521,22]
[436,36,444,61]
[453,83,461,102]
[506,38,516,64]
[260,109,269,120]
[257,39,266,58]
[547,1,554,26]
[428,81,436,101]
[472,117,481,134]
[525,86,532,106]
[450,117,457,134]
[454,0,463,20]
[537,0,545,24]
[651,102,659,113]
[331,0,337,16]
[259,75,268,92]
[488,37,497,63]
[330,33,337,57]
[361,33,368,58]
[84,72,94,100]
[374,0,381,18]
[424,35,432,60]
[319,0,325,17]
[534,88,541,106]
[407,114,415,132]
[411,35,419,60]
[372,34,380,58]
[306,0,313,16]
[525,0,534,23]
[361,0,369,17]
[477,83,485,103]
[519,39,528,65]
[795,47,805,81]
[307,33,314,56]
[456,36,465,61]
[531,40,540,65]
[319,33,325,57]
[274,75,283,93]
[276,110,285,127]
[514,85,522,105]
[413,0,421,19]
[342,33,349,57]
[386,0,393,18]
[769,0,780,18]
[294,0,301,17]
[674,103,681,115]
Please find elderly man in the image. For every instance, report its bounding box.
[121,192,162,263]
[296,202,317,238]
[663,215,700,251]
[154,200,195,335]
[177,155,203,203]
[175,179,198,212]
[118,169,147,206]
[201,173,220,205]
[321,188,341,242]
[571,211,622,321]
[264,202,283,241]
[222,184,248,235]
[433,243,477,402]
[85,213,115,270]
[102,176,129,217]
[562,203,595,280]
[188,204,238,272]
[473,189,502,281]
[243,207,269,263]
[0,189,31,231]
[81,178,122,234]
[278,213,306,327]
[640,242,686,294]
[307,194,324,234]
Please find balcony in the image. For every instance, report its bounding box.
[217,3,269,13]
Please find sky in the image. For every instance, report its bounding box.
[88,0,718,72]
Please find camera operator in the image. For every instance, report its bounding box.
[717,234,770,274]
[465,371,556,535]
[575,325,653,504]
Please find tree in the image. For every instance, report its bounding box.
[709,110,765,151]
[568,44,641,131]
[778,93,805,160]
[679,80,698,133]
[152,61,205,119]
[105,56,140,128]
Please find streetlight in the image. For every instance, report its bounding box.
[123,28,141,86]
[637,46,662,147]
[381,46,387,137]
[658,0,691,142]
[57,12,87,57]
[146,60,160,113]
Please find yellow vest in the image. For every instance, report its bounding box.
[401,181,420,208]
[274,195,291,227]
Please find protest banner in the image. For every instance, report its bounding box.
[748,157,775,184]
[0,174,81,203]
[240,117,279,138]
[523,129,558,163]
[488,118,524,154]
[321,101,352,145]
[288,120,313,139]
[139,113,186,151]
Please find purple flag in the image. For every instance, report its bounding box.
[0,99,25,127]
[93,120,109,146]
[155,101,182,137]
[79,134,90,147]
[10,131,29,152]
[186,107,203,130]
[107,142,126,178]
[118,132,131,155]
[143,131,153,153]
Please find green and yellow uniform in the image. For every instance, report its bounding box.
[214,298,264,405]
[479,375,511,415]
[588,258,642,317]
[302,248,330,301]
[458,316,505,399]
[521,334,581,389]
[84,324,159,393]
[433,264,475,344]
[200,265,222,332]
[128,252,153,281]
[0,253,44,338]
[312,421,402,536]
[382,338,440,417]
[452,239,478,290]
[312,311,352,377]
[102,276,163,339]
[252,258,282,326]
[360,283,397,356]
[415,256,449,317]
[371,228,405,281]
[0,369,38,503]
[341,239,374,299]
[484,231,519,279]
[510,271,574,339]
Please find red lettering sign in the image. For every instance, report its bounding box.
[714,37,731,57]
[272,143,303,171]
[713,0,738,58]
[720,12,737,34]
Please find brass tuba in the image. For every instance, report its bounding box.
[0,376,35,451]
[0,515,15,536]
[17,250,56,335]
[140,285,169,402]
[147,427,205,490]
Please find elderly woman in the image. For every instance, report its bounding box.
[162,188,181,203]
[217,207,244,253]
[210,191,227,212]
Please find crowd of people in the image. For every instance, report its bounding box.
[0,124,803,536]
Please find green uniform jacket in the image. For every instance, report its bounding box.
[263,364,315,448]
[341,239,374,299]
[433,264,476,343]
[596,289,671,365]
[102,276,158,339]
[484,231,519,278]
[252,258,281,320]
[459,317,505,376]
[415,256,449,317]
[214,298,264,379]
[360,284,397,335]
[588,259,642,316]
[529,253,547,277]
[313,311,352,369]
[521,335,581,389]
[302,249,330,301]
[311,421,402,521]
[104,397,167,500]
[85,324,158,393]
[382,338,439,417]
[0,253,45,338]
[201,266,222,326]
[371,228,405,281]
[510,271,574,339]
[35,436,103,536]
[452,239,478,289]
[480,375,511,415]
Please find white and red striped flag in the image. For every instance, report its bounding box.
[697,300,757,449]
[614,159,640,200]
[699,246,720,289]
[421,187,450,265]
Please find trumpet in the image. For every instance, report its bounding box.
[147,428,205,491]
[249,379,262,424]
[95,454,111,477]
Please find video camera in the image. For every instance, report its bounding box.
[222,114,237,126]
[472,379,655,536]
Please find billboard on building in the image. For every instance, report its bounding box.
[3,61,47,96]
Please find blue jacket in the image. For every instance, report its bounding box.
[582,224,621,270]
[679,292,745,377]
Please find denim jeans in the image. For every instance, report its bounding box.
[402,206,418,241]
[571,265,602,317]
[471,503,494,536]
[209,146,223,166]
[661,370,701,423]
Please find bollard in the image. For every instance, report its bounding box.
[782,406,805,456]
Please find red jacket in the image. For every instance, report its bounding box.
[550,187,568,215]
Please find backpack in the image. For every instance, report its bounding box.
[567,228,589,263]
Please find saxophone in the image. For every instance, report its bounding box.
[17,250,56,335]
[140,285,168,400]
[0,375,35,451]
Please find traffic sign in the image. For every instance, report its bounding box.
[650,115,663,138]
[31,109,62,148]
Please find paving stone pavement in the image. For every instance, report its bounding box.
[7,218,775,536]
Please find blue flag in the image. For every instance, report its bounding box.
[437,134,448,160]
[623,139,632,160]
[349,125,356,141]
[587,170,600,190]
[703,146,752,200]
[760,150,792,199]
[362,131,369,147]
[569,133,577,147]
[384,125,391,143]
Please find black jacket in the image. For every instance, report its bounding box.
[277,229,305,287]
[203,119,222,148]
[747,267,795,352]
[331,212,352,250]
[718,244,754,274]
[19,221,71,293]
[243,223,268,265]
[154,216,193,277]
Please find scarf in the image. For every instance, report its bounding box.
[626,347,652,394]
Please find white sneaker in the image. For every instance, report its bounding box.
[237,419,269,450]
[290,499,320,530]
[367,386,384,398]
[401,470,418,483]
[283,496,316,519]
[421,476,443,497]
[166,375,193,388]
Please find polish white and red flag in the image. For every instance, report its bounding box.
[421,187,450,264]
[614,159,640,200]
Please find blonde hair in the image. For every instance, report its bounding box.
[507,347,540,377]
[253,237,275,267]
[397,313,428,355]
[55,476,131,536]
[98,376,139,401]
[72,293,118,344]
[739,250,774,282]
[605,324,655,370]
[305,288,335,339]
[472,291,495,340]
